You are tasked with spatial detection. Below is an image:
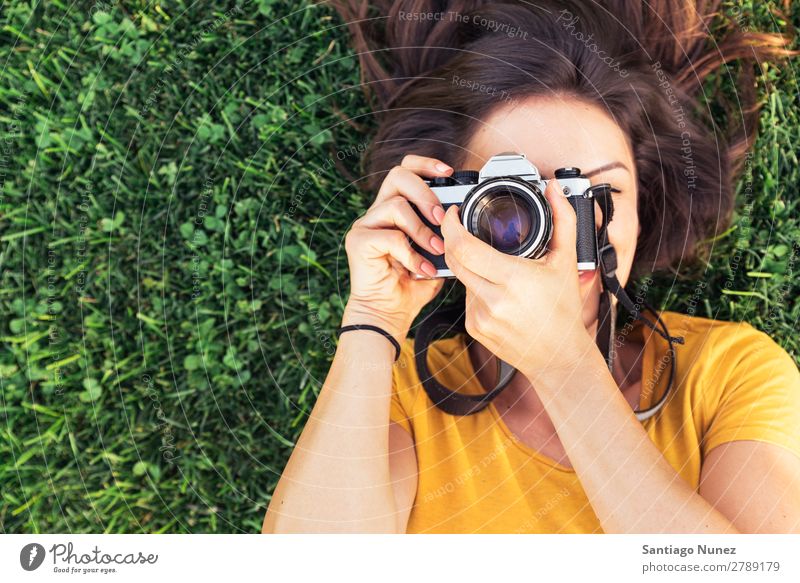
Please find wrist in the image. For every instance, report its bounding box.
[521,326,597,381]
[341,301,410,345]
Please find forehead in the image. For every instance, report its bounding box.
[464,96,634,178]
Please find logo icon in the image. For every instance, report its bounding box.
[20,543,46,571]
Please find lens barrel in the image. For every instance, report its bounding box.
[460,177,552,259]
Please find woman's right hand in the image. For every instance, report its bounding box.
[341,155,453,343]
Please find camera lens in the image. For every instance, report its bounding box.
[475,191,534,253]
[460,177,552,259]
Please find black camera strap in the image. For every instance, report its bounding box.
[593,189,685,421]
[414,186,684,420]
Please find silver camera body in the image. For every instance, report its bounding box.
[413,153,600,277]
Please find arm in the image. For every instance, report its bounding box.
[697,334,800,533]
[440,177,800,533]
[700,440,800,533]
[521,339,800,533]
[263,155,450,532]
[521,335,740,533]
[262,330,415,533]
[389,420,419,530]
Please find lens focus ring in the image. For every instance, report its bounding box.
[460,177,552,258]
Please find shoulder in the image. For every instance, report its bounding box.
[659,311,796,371]
[657,311,800,403]
[656,313,800,461]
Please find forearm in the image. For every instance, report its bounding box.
[263,331,398,533]
[524,335,738,534]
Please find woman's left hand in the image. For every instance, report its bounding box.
[440,178,595,379]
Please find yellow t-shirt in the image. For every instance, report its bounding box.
[390,310,800,533]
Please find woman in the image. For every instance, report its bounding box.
[263,0,800,533]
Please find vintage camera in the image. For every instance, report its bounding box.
[412,152,606,277]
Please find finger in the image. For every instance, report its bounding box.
[440,205,512,284]
[463,288,494,339]
[399,154,453,177]
[351,228,437,278]
[359,197,445,256]
[447,248,499,300]
[441,207,503,294]
[420,277,446,302]
[376,166,447,226]
[543,178,577,259]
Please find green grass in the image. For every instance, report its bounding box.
[0,1,798,533]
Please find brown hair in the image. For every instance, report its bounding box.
[331,0,795,274]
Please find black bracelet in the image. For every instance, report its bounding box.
[336,325,402,362]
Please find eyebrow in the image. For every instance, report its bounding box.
[584,161,630,178]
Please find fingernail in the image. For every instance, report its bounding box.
[432,205,446,225]
[435,162,452,173]
[420,260,437,277]
[430,236,445,254]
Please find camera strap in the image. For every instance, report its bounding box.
[414,186,684,420]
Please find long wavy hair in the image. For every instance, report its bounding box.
[331,0,795,274]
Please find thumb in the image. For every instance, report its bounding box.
[415,276,445,303]
[543,178,577,260]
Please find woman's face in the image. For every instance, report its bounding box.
[461,96,639,334]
